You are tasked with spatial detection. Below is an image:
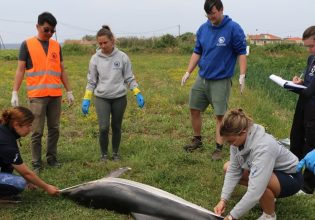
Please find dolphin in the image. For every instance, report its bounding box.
[61,167,223,220]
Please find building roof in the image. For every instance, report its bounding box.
[248,34,282,40]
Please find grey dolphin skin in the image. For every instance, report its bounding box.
[61,167,223,220]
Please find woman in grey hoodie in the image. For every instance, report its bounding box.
[81,25,145,161]
[214,109,303,220]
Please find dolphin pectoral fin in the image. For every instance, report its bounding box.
[131,213,164,220]
[103,167,132,178]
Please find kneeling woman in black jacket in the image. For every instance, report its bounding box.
[0,106,59,201]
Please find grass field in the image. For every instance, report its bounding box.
[0,48,314,219]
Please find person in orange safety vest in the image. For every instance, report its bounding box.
[11,12,74,173]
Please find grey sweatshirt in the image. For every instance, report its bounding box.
[221,124,299,219]
[86,47,138,99]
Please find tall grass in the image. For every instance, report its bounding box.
[0,46,314,219]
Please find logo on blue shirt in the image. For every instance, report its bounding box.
[216,37,226,47]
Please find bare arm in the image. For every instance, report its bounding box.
[13,163,59,195]
[187,53,201,73]
[13,61,26,91]
[60,62,71,91]
[238,54,247,75]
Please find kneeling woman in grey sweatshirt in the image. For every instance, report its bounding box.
[214,109,303,220]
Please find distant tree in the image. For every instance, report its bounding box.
[82,35,96,41]
[178,32,195,43]
[155,34,177,48]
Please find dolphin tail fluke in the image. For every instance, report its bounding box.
[131,213,164,220]
[103,167,132,178]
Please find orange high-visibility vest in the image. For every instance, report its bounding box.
[25,37,63,97]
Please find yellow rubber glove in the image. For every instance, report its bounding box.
[132,87,141,96]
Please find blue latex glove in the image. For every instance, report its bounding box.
[296,149,315,174]
[136,93,145,108]
[81,99,90,115]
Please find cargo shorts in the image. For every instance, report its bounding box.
[189,75,231,116]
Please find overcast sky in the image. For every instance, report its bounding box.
[0,0,314,44]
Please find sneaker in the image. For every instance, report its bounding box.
[47,159,62,168]
[112,153,121,161]
[257,212,276,220]
[100,155,108,162]
[211,149,223,160]
[183,137,203,152]
[32,162,42,174]
[296,190,308,195]
[0,194,22,203]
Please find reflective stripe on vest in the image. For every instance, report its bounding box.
[26,37,62,97]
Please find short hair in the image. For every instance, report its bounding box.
[38,12,57,27]
[0,106,34,129]
[220,108,253,136]
[97,25,114,39]
[303,26,315,41]
[204,0,223,14]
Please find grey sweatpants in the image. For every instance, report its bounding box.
[94,95,127,156]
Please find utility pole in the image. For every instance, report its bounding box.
[178,25,181,37]
[0,34,5,50]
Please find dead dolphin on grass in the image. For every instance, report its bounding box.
[61,167,223,220]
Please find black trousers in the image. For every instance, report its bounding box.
[290,97,315,193]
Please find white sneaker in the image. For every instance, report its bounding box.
[257,212,277,220]
[296,190,307,195]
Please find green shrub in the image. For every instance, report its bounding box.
[154,34,178,48]
[0,49,18,60]
[62,44,96,56]
[262,43,304,53]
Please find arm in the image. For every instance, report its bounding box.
[293,56,315,97]
[60,62,71,91]
[122,54,138,90]
[82,56,98,115]
[298,77,315,98]
[181,53,200,86]
[11,61,26,106]
[238,55,247,76]
[122,54,144,108]
[13,61,26,91]
[221,151,243,201]
[238,54,247,94]
[12,163,59,195]
[187,52,201,73]
[230,150,275,219]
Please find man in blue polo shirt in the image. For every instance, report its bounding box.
[181,0,247,160]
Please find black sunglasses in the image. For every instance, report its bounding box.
[43,27,56,34]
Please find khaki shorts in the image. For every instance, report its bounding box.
[189,75,231,115]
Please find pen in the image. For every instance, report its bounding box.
[299,72,304,79]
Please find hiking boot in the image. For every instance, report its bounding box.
[211,149,223,160]
[32,162,42,174]
[183,137,203,152]
[100,155,108,162]
[112,153,121,161]
[47,159,62,168]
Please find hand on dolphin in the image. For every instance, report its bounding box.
[214,199,226,216]
[45,184,60,196]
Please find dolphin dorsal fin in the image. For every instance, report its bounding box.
[103,167,132,178]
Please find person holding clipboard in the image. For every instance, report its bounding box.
[290,26,315,194]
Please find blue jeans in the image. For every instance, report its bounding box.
[0,173,26,196]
